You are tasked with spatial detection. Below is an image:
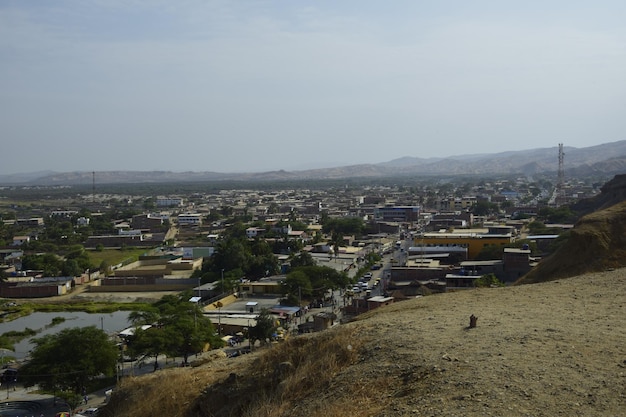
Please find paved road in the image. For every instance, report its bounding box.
[0,383,111,417]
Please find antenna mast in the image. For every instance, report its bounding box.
[92,171,95,204]
[557,143,565,201]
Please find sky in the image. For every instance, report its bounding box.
[1,1,625,174]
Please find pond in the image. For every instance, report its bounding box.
[1,311,132,360]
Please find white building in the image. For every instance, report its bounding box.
[178,213,202,226]
[156,197,184,207]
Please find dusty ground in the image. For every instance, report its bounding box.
[101,268,625,417]
[70,289,180,303]
[336,268,626,417]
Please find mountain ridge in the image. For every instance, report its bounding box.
[2,140,625,185]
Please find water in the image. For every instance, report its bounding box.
[0,311,132,359]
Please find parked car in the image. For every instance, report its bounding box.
[76,408,99,416]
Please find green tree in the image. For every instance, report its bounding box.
[213,238,251,272]
[474,273,505,288]
[126,325,172,371]
[538,206,577,223]
[249,308,277,347]
[329,231,342,259]
[281,270,313,305]
[322,217,365,236]
[290,251,315,268]
[472,200,498,216]
[282,265,348,304]
[126,294,223,366]
[20,326,118,394]
[61,258,82,276]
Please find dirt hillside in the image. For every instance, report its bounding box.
[517,200,626,284]
[101,268,625,417]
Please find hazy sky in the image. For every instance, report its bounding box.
[1,1,625,174]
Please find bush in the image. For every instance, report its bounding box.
[474,273,504,288]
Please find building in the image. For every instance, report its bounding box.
[238,276,284,296]
[502,248,533,282]
[16,218,44,227]
[177,213,202,226]
[50,210,78,218]
[156,197,184,207]
[436,197,476,211]
[374,206,420,223]
[76,217,90,226]
[246,227,266,239]
[415,231,512,260]
[12,236,30,246]
[132,214,165,231]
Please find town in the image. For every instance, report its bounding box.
[0,173,598,306]
[0,171,611,415]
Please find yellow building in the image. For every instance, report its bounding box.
[415,232,512,260]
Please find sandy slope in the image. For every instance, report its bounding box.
[100,268,625,417]
[338,269,625,416]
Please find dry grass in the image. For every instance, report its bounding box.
[97,267,626,417]
[100,351,242,417]
[100,327,368,417]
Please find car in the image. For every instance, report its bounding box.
[363,272,372,279]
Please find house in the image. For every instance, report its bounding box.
[76,217,90,226]
[16,217,44,227]
[246,227,266,239]
[132,214,165,231]
[12,236,30,246]
[177,213,202,226]
[0,276,74,298]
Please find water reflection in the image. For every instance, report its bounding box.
[1,311,131,359]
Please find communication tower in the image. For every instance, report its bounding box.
[557,143,565,200]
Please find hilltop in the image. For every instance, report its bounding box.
[100,269,625,417]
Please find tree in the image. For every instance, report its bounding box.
[20,326,118,394]
[330,231,344,260]
[290,251,315,268]
[249,308,277,347]
[472,200,498,216]
[322,217,365,236]
[126,294,223,367]
[282,265,348,304]
[281,270,313,305]
[126,325,172,371]
[474,273,505,288]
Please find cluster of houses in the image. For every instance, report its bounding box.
[1,178,585,304]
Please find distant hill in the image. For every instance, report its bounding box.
[1,140,625,185]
